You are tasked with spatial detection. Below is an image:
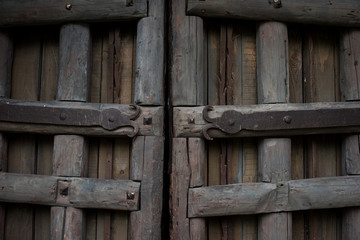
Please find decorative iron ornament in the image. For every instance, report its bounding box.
[0,99,140,137]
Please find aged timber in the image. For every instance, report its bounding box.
[174,102,360,138]
[188,175,360,218]
[0,0,147,26]
[0,99,163,136]
[187,0,360,26]
[0,172,139,211]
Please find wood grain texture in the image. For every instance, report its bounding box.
[187,0,360,26]
[134,0,164,105]
[131,136,145,181]
[188,175,360,217]
[51,207,65,240]
[170,0,206,106]
[257,21,291,240]
[0,0,147,26]
[340,28,360,240]
[57,24,91,102]
[6,29,42,240]
[169,138,190,240]
[0,30,12,98]
[257,22,289,104]
[63,207,84,240]
[130,136,164,240]
[303,27,341,240]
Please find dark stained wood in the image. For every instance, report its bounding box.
[130,136,163,239]
[169,138,190,240]
[340,29,360,240]
[170,0,206,106]
[0,0,147,26]
[57,24,91,102]
[257,21,291,240]
[187,0,360,26]
[0,134,7,239]
[134,0,164,105]
[303,27,341,240]
[173,102,360,138]
[188,175,360,217]
[0,30,12,98]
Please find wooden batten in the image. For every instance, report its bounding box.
[170,0,206,106]
[0,172,140,210]
[0,0,147,26]
[134,0,164,105]
[0,31,12,98]
[130,136,164,239]
[340,29,360,239]
[187,0,360,27]
[257,22,291,240]
[188,175,360,217]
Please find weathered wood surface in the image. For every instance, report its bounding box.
[257,21,291,240]
[57,24,90,102]
[0,31,12,97]
[169,138,190,240]
[340,29,360,240]
[187,0,360,26]
[134,0,164,105]
[0,0,147,26]
[130,136,164,239]
[0,99,163,136]
[173,102,360,138]
[0,172,140,210]
[170,0,206,106]
[188,175,360,217]
[257,22,289,104]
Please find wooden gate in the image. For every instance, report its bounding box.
[0,1,165,239]
[170,0,360,240]
[1,0,360,239]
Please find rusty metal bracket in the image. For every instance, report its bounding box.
[0,99,140,137]
[202,105,360,140]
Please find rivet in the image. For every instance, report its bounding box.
[127,192,135,200]
[283,115,292,124]
[228,119,235,126]
[109,116,115,123]
[60,113,67,120]
[143,117,152,125]
[271,0,282,8]
[65,3,72,10]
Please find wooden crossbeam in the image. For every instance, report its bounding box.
[0,172,140,210]
[187,0,360,26]
[0,99,163,137]
[173,102,360,138]
[0,0,147,26]
[188,175,360,218]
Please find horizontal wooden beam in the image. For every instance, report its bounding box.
[188,176,360,217]
[173,102,360,138]
[187,0,360,26]
[0,172,140,211]
[0,0,147,26]
[0,99,163,137]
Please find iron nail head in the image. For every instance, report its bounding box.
[65,3,72,10]
[127,192,135,200]
[283,115,292,124]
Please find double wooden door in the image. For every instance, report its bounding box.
[1,0,360,239]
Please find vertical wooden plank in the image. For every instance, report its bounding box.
[0,30,12,240]
[131,136,163,240]
[131,136,145,181]
[170,0,205,106]
[0,30,12,97]
[57,24,91,102]
[340,29,360,240]
[303,27,341,240]
[257,22,292,240]
[51,207,65,240]
[51,23,90,240]
[189,138,206,240]
[6,28,42,240]
[135,0,164,105]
